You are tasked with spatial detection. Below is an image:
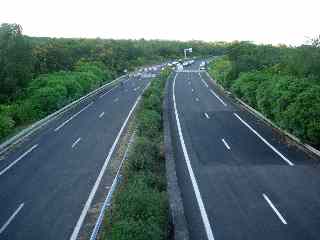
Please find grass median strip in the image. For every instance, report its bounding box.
[100,69,171,240]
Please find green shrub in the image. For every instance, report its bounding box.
[141,93,162,113]
[208,56,233,88]
[136,110,161,139]
[112,174,168,228]
[109,217,164,240]
[103,72,170,240]
[128,137,160,173]
[282,86,320,145]
[74,60,110,82]
[9,100,40,124]
[30,85,68,116]
[0,111,15,139]
[231,71,269,108]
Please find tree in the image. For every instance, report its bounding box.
[0,23,34,102]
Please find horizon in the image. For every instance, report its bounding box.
[2,0,319,46]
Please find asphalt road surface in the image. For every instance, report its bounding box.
[0,71,156,240]
[168,60,320,240]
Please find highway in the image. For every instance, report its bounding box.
[168,60,320,240]
[0,71,155,240]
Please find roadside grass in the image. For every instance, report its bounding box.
[100,69,171,240]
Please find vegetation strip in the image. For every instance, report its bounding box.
[100,69,171,240]
[90,132,136,240]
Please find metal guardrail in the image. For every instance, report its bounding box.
[89,78,154,240]
[89,132,136,240]
[205,71,320,158]
[0,75,126,155]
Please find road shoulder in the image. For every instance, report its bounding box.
[163,72,190,240]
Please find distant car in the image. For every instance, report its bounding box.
[199,66,207,70]
[176,63,184,72]
[199,61,207,70]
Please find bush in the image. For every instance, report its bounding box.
[110,217,164,240]
[30,85,68,116]
[112,174,168,224]
[208,56,233,88]
[282,86,320,145]
[9,100,40,124]
[103,72,170,240]
[0,61,113,140]
[136,110,161,139]
[0,111,15,139]
[106,174,168,240]
[231,71,268,108]
[128,137,160,173]
[141,93,162,113]
[74,60,111,83]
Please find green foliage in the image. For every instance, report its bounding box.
[128,137,160,172]
[208,57,232,88]
[108,218,164,240]
[74,60,111,83]
[208,41,320,147]
[102,72,170,240]
[231,71,270,108]
[30,85,68,116]
[0,62,108,139]
[0,23,34,102]
[282,86,320,144]
[0,108,15,139]
[112,174,168,225]
[0,22,226,141]
[136,110,161,139]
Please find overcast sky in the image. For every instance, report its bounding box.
[1,0,319,45]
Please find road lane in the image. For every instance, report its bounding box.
[169,61,320,240]
[172,73,215,240]
[0,72,154,240]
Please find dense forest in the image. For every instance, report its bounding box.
[208,38,320,147]
[0,23,226,140]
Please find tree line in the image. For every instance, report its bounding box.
[0,23,226,140]
[208,39,320,148]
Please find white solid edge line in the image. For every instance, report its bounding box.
[99,112,105,118]
[99,85,118,98]
[173,73,215,240]
[54,102,93,132]
[210,90,227,107]
[199,73,209,88]
[204,113,210,119]
[70,81,150,240]
[222,138,231,150]
[0,203,24,234]
[233,113,294,166]
[72,138,82,149]
[0,144,38,176]
[201,78,209,88]
[262,194,287,225]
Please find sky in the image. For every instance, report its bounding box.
[1,0,319,46]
